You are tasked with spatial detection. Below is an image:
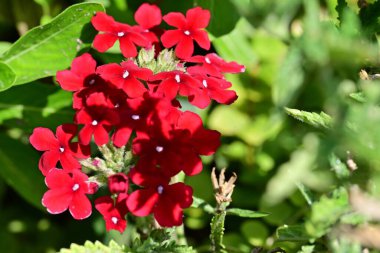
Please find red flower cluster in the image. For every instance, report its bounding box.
[29,3,244,233]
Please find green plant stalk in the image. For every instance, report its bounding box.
[210,202,229,253]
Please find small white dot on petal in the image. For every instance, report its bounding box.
[157,185,164,194]
[184,30,190,36]
[72,184,80,191]
[132,115,140,120]
[91,120,98,126]
[111,217,118,224]
[59,147,65,153]
[117,32,125,37]
[202,80,208,88]
[89,79,95,85]
[175,74,181,83]
[122,70,129,78]
[156,146,164,152]
[205,57,211,64]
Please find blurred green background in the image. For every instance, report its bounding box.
[1,0,380,252]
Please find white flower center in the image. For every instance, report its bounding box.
[111,217,118,224]
[157,185,164,194]
[156,146,164,152]
[205,57,211,64]
[117,32,125,37]
[114,103,119,108]
[184,30,191,36]
[91,120,98,126]
[132,114,140,120]
[122,70,129,78]
[72,184,80,191]
[59,147,65,153]
[202,79,208,88]
[174,74,181,83]
[89,79,95,85]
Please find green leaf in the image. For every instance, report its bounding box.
[226,208,268,218]
[349,92,366,103]
[276,224,310,242]
[0,133,45,210]
[191,196,215,214]
[0,82,74,130]
[298,245,315,253]
[0,3,104,89]
[0,62,16,91]
[272,46,304,107]
[0,42,12,55]
[194,0,240,37]
[59,240,126,253]
[285,107,332,129]
[329,154,350,179]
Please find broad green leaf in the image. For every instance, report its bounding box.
[0,133,45,209]
[276,224,310,242]
[0,3,104,88]
[0,82,73,130]
[0,62,16,91]
[0,42,12,55]
[226,208,268,218]
[59,240,126,253]
[194,0,240,37]
[191,196,215,214]
[285,107,332,129]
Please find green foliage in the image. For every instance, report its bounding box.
[59,240,125,253]
[0,3,104,90]
[226,208,268,218]
[285,108,332,129]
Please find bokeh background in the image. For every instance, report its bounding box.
[1,0,380,252]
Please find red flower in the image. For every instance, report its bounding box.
[188,66,238,105]
[30,124,90,176]
[108,173,129,194]
[127,181,193,227]
[97,60,153,98]
[150,71,211,108]
[91,12,149,57]
[134,3,162,44]
[95,193,128,233]
[56,53,101,92]
[132,110,220,176]
[161,7,211,59]
[75,93,119,145]
[42,169,97,220]
[187,53,246,78]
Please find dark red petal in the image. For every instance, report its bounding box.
[210,89,238,104]
[93,33,118,52]
[180,151,202,176]
[91,12,117,32]
[192,30,210,50]
[39,151,60,175]
[188,89,210,109]
[135,4,162,29]
[95,196,113,215]
[69,193,92,220]
[42,188,72,214]
[119,37,138,58]
[161,30,182,48]
[163,12,187,28]
[166,183,193,208]
[186,7,210,29]
[93,126,110,146]
[192,128,221,155]
[154,196,183,227]
[97,63,124,89]
[175,36,194,59]
[56,124,77,145]
[56,70,83,91]
[30,127,59,151]
[127,188,159,216]
[156,79,179,99]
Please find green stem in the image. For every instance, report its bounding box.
[210,202,229,253]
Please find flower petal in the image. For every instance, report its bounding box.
[69,193,92,220]
[119,37,138,58]
[93,33,118,52]
[42,188,71,214]
[175,36,194,59]
[127,188,159,216]
[39,151,60,176]
[154,196,183,227]
[192,30,210,50]
[161,30,182,48]
[135,3,162,29]
[29,127,59,151]
[186,7,210,29]
[163,12,187,28]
